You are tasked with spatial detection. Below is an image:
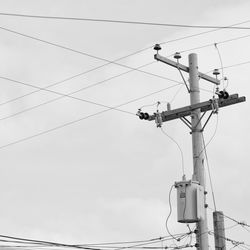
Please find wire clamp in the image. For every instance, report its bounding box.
[155,110,162,128]
[211,97,219,114]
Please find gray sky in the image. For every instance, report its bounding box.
[0,0,249,249]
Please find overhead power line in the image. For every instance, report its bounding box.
[0,19,249,111]
[0,76,136,116]
[0,233,191,250]
[180,33,250,54]
[0,25,160,79]
[0,12,250,30]
[2,32,249,124]
[0,62,183,122]
[0,83,181,150]
[1,29,249,116]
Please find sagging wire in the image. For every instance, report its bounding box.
[169,85,184,104]
[0,235,195,250]
[193,113,219,180]
[139,102,161,110]
[165,185,180,243]
[161,126,185,177]
[202,132,217,211]
[214,43,228,90]
[164,186,193,247]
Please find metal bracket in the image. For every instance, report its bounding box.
[180,117,192,130]
[154,54,220,85]
[177,64,190,93]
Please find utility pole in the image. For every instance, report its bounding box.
[137,45,246,250]
[213,211,226,250]
[188,53,208,250]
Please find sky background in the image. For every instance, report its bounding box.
[0,0,249,249]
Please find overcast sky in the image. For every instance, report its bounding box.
[0,0,249,249]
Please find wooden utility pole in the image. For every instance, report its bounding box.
[137,47,246,250]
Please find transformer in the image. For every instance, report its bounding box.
[175,179,205,223]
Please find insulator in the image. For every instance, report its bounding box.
[213,69,220,76]
[218,90,224,99]
[216,90,229,100]
[174,52,181,60]
[153,44,162,51]
[138,112,149,120]
[223,91,229,99]
[138,113,144,119]
[167,102,171,111]
[144,112,149,120]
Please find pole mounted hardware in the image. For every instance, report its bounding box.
[136,48,247,250]
[154,52,220,85]
[136,109,150,120]
[138,94,245,125]
[153,44,162,54]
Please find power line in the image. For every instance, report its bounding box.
[161,126,185,176]
[0,63,182,122]
[0,233,192,250]
[0,12,250,30]
[0,20,248,110]
[0,76,134,116]
[80,236,184,247]
[2,28,247,118]
[159,20,250,46]
[208,232,250,249]
[180,33,250,54]
[0,83,181,150]
[0,24,167,81]
[222,213,250,228]
[205,60,250,75]
[202,133,217,211]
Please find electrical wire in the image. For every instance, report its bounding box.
[201,132,217,211]
[0,12,250,29]
[0,61,154,107]
[180,33,250,54]
[0,67,183,123]
[0,25,166,83]
[67,234,190,249]
[81,237,172,246]
[0,76,134,116]
[0,19,247,151]
[222,213,250,229]
[139,102,159,110]
[160,126,185,176]
[0,19,248,111]
[208,231,250,249]
[0,83,182,150]
[0,234,192,250]
[220,60,250,70]
[193,113,219,175]
[214,43,225,88]
[169,85,184,104]
[205,59,250,75]
[159,20,250,46]
[165,185,180,242]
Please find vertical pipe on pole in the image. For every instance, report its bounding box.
[188,53,209,250]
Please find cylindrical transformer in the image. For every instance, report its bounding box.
[175,180,204,223]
